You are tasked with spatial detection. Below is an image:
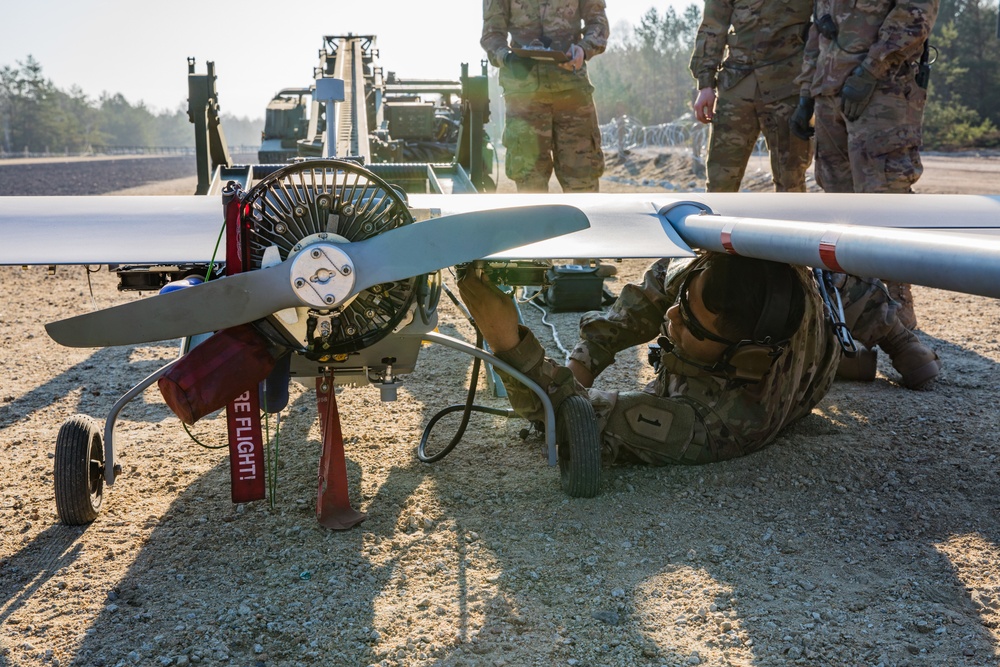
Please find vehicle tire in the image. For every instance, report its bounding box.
[557,396,602,498]
[54,415,104,525]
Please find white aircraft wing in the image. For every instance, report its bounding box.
[3,192,999,268]
[0,196,222,265]
[407,193,695,260]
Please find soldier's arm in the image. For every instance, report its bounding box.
[862,0,939,78]
[794,22,820,97]
[578,0,610,60]
[570,259,676,380]
[688,0,734,90]
[481,0,513,68]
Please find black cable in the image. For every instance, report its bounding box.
[416,288,517,463]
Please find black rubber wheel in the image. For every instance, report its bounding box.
[54,415,104,525]
[556,396,602,498]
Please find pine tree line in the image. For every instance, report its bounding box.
[0,56,261,155]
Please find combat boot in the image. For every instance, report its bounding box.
[835,346,878,382]
[886,281,918,330]
[877,320,940,390]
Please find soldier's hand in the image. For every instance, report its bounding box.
[559,44,586,72]
[840,66,878,122]
[503,51,536,80]
[693,87,716,124]
[789,96,815,140]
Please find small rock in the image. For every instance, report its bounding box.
[592,610,619,625]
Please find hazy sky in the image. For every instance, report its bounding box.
[0,0,697,120]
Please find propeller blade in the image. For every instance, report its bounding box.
[45,262,295,347]
[45,204,589,348]
[345,204,590,292]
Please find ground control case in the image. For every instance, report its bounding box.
[544,264,605,312]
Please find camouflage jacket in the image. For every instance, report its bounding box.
[796,0,938,97]
[689,0,813,102]
[569,256,839,459]
[481,0,609,94]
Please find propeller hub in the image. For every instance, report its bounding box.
[288,243,356,308]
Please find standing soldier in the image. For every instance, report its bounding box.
[689,0,814,192]
[481,0,609,192]
[790,0,938,329]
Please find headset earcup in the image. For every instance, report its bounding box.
[724,343,781,382]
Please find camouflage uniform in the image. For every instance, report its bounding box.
[796,0,938,193]
[481,0,609,192]
[494,255,904,465]
[689,0,813,192]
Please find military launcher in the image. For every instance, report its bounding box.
[253,34,496,193]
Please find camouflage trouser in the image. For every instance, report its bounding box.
[493,265,901,466]
[835,273,900,346]
[707,71,812,192]
[813,68,927,193]
[503,89,605,192]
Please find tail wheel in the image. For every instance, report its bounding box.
[556,396,602,498]
[54,415,104,525]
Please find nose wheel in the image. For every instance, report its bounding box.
[54,415,105,524]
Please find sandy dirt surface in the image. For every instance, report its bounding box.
[2,153,1000,667]
[913,153,1000,195]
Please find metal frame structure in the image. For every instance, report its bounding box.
[252,35,494,193]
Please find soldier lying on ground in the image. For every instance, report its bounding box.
[458,253,940,466]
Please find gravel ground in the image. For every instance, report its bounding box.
[2,153,1000,667]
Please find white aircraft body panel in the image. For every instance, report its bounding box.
[671,213,1000,299]
[681,192,1000,232]
[0,196,223,265]
[2,192,998,266]
[407,194,694,260]
[409,192,1000,234]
